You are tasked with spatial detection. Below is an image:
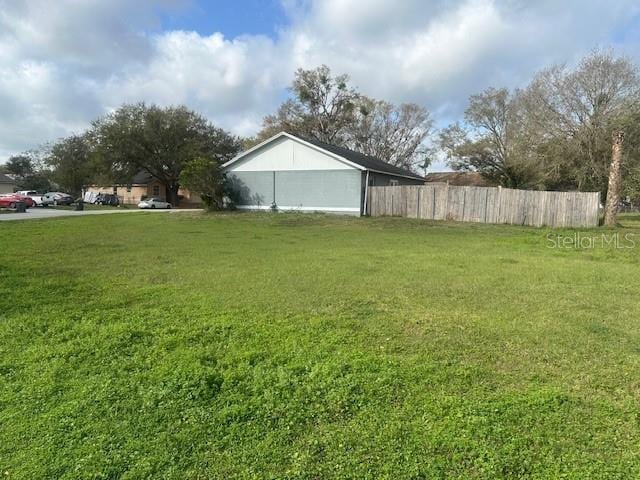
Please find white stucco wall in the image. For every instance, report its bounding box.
[228,136,358,172]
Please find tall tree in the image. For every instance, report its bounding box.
[260,65,360,144]
[441,52,640,192]
[47,135,94,196]
[440,88,544,188]
[92,103,240,205]
[520,50,640,191]
[257,65,433,171]
[350,98,433,170]
[5,150,53,192]
[5,155,34,179]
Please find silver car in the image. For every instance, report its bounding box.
[138,197,172,209]
[42,192,73,206]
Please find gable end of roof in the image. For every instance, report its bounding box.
[222,132,364,171]
[223,131,424,181]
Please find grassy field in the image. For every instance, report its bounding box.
[1,212,639,479]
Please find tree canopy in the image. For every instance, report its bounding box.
[91,103,240,204]
[179,157,225,210]
[47,135,94,196]
[521,51,639,192]
[258,65,433,171]
[5,155,34,178]
[4,150,52,192]
[4,52,640,203]
[440,88,544,189]
[443,51,640,192]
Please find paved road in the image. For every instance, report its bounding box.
[0,208,203,221]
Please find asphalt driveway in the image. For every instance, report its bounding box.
[0,208,202,221]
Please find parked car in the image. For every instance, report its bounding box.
[16,190,44,206]
[619,199,634,213]
[0,193,34,208]
[138,197,172,209]
[42,192,74,206]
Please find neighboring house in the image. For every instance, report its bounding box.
[0,173,15,194]
[222,132,425,215]
[85,171,201,206]
[425,171,497,187]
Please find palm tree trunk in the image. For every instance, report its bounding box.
[604,131,624,227]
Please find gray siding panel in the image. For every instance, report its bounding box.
[228,170,362,213]
[227,171,274,207]
[275,170,361,210]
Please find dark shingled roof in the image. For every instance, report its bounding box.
[130,171,154,184]
[0,173,15,184]
[300,136,425,181]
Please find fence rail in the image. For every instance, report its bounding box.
[367,185,600,228]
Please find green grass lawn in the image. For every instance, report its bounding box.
[1,212,639,479]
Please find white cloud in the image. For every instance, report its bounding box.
[0,0,638,161]
[103,31,291,136]
[283,0,640,116]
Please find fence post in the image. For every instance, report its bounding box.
[444,183,450,220]
[391,188,394,216]
[483,188,489,223]
[431,186,436,220]
[496,186,502,224]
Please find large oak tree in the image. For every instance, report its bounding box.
[91,103,240,205]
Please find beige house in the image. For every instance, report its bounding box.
[0,173,15,194]
[85,171,201,206]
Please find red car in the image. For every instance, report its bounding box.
[0,194,34,208]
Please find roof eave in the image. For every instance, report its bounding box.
[368,170,424,181]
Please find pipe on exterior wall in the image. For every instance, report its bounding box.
[363,170,370,216]
[271,171,277,210]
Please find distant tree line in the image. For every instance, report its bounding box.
[440,50,640,200]
[1,50,639,209]
[1,106,242,207]
[0,65,433,207]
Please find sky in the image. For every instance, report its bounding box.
[1,0,639,170]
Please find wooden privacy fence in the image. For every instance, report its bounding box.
[367,185,600,228]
